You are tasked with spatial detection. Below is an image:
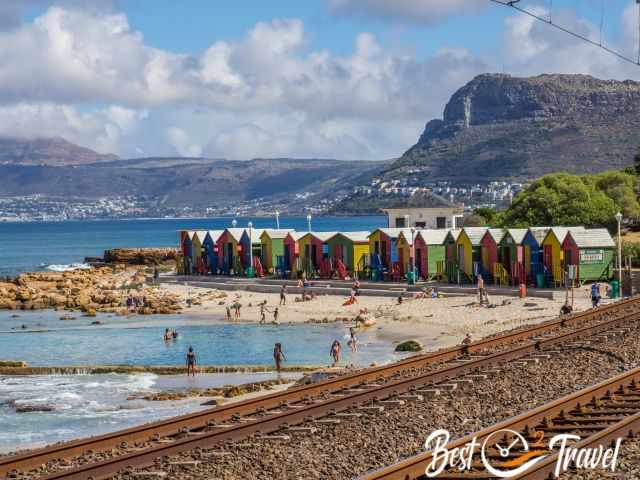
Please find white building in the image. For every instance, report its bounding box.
[382,206,464,229]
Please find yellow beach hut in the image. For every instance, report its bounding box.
[191,231,208,275]
[456,227,488,279]
[542,226,585,286]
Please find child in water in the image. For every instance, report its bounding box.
[186,346,197,377]
[330,340,341,365]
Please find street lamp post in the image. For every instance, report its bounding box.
[307,213,312,232]
[247,221,254,278]
[409,227,416,285]
[275,211,280,230]
[404,214,410,228]
[615,212,623,295]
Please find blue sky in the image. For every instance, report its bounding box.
[3,0,639,160]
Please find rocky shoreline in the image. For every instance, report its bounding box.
[0,265,181,315]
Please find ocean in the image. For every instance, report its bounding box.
[0,216,387,276]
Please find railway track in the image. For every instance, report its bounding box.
[360,365,640,480]
[4,297,640,480]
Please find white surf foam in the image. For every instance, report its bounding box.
[45,263,92,272]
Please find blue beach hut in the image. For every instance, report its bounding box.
[203,230,224,274]
[522,227,550,284]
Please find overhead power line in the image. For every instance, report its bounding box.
[489,0,640,67]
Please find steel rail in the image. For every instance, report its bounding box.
[25,300,640,480]
[360,359,640,479]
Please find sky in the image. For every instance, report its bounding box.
[0,0,639,160]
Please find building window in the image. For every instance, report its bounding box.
[415,222,426,228]
[395,217,406,228]
[436,217,446,229]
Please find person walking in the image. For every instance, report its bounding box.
[234,302,241,320]
[273,343,286,373]
[279,285,287,305]
[330,340,341,365]
[186,346,197,377]
[591,282,601,308]
[259,301,269,324]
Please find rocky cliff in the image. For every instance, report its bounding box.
[391,74,640,181]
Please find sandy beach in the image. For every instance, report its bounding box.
[164,282,595,351]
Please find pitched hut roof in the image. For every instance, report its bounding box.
[447,229,462,241]
[527,227,551,245]
[461,227,488,246]
[370,228,406,239]
[205,230,225,243]
[261,229,295,240]
[504,228,528,244]
[288,232,307,241]
[545,226,586,244]
[484,228,505,243]
[331,231,370,243]
[193,231,208,243]
[416,229,450,245]
[567,229,615,248]
[303,231,338,242]
[222,228,246,242]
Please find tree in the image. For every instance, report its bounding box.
[501,173,618,229]
[473,207,497,224]
[586,171,640,221]
[635,146,640,175]
[462,214,487,227]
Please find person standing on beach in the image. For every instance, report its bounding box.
[330,340,341,365]
[273,307,279,324]
[273,343,286,373]
[186,346,197,377]
[234,302,241,320]
[477,274,487,305]
[226,305,232,321]
[280,285,287,305]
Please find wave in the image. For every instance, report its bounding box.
[45,263,92,272]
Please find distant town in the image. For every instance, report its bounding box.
[0,178,524,222]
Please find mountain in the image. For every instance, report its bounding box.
[0,137,119,166]
[0,156,385,209]
[388,73,640,181]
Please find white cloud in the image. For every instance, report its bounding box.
[326,0,486,25]
[2,3,639,161]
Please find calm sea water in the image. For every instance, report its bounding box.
[0,216,386,276]
[0,217,392,449]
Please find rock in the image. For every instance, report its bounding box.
[395,340,423,352]
[15,404,54,413]
[0,361,27,367]
[84,308,97,317]
[59,315,76,321]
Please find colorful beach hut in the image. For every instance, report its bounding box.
[179,231,195,275]
[203,230,224,274]
[298,232,336,277]
[521,227,551,284]
[480,229,504,283]
[542,227,584,286]
[284,232,305,275]
[443,229,461,282]
[415,229,449,280]
[499,229,528,285]
[191,231,209,275]
[562,229,615,283]
[326,232,371,276]
[216,228,245,275]
[260,229,295,274]
[239,228,265,272]
[396,229,420,276]
[456,227,488,280]
[368,228,405,270]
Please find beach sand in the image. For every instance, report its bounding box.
[163,283,595,351]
